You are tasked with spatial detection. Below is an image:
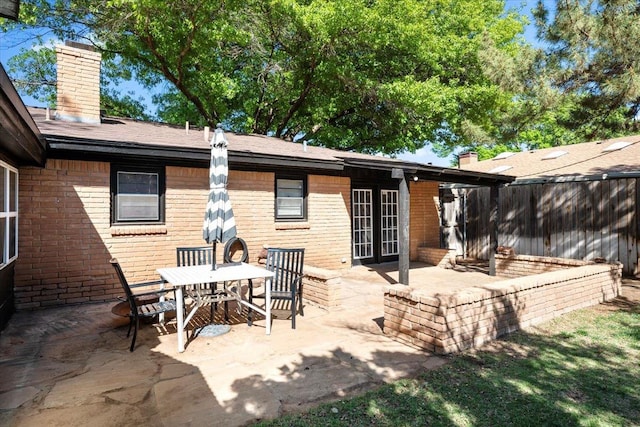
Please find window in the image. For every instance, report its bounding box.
[275,176,306,220]
[0,162,18,268]
[111,164,165,224]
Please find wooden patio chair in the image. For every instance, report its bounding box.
[248,248,305,329]
[110,258,177,352]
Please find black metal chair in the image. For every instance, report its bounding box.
[176,246,229,322]
[249,248,305,329]
[110,258,177,352]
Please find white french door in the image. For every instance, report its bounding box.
[352,189,373,259]
[381,189,399,256]
[352,188,399,261]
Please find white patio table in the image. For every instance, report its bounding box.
[157,262,274,353]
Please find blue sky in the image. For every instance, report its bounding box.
[0,0,545,167]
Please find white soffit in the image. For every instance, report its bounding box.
[488,165,513,174]
[493,151,515,160]
[602,141,631,152]
[542,150,568,160]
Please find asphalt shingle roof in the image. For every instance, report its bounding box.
[459,134,640,179]
[30,107,344,163]
[29,107,514,185]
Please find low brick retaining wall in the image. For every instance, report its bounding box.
[302,266,342,310]
[384,260,622,354]
[495,253,594,278]
[417,247,457,268]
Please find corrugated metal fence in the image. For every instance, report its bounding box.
[441,177,639,275]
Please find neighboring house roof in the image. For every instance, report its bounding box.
[459,134,640,182]
[30,107,514,186]
[0,66,46,166]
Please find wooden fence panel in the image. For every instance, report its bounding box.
[636,180,640,275]
[534,183,544,256]
[576,183,586,261]
[604,180,615,262]
[585,180,598,262]
[442,177,639,275]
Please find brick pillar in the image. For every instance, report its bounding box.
[55,41,101,124]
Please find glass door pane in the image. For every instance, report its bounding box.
[381,190,399,256]
[352,189,373,259]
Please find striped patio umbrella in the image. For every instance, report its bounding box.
[202,125,237,270]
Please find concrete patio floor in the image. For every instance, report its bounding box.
[0,262,501,426]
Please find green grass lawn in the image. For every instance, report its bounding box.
[255,292,640,427]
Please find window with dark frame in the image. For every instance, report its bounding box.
[111,164,165,224]
[275,176,306,221]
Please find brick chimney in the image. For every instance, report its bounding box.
[458,151,478,167]
[55,41,101,124]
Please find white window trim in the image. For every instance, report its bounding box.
[0,161,18,269]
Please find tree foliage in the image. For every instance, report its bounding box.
[2,0,525,156]
[6,46,151,120]
[7,45,57,107]
[441,0,640,161]
[530,0,640,143]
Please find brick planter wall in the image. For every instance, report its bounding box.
[417,247,457,268]
[495,253,593,278]
[384,261,622,354]
[302,266,342,310]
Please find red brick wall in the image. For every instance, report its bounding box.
[417,247,456,268]
[16,160,352,309]
[410,181,441,260]
[384,262,622,354]
[495,254,593,278]
[228,171,352,270]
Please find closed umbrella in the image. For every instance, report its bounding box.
[203,125,237,270]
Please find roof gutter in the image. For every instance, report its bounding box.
[343,158,514,186]
[45,135,345,171]
[506,171,640,185]
[415,164,515,185]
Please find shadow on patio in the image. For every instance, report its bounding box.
[0,262,497,426]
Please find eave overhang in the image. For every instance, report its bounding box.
[46,134,514,185]
[0,65,46,166]
[342,158,515,186]
[45,135,345,172]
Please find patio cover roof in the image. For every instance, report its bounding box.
[31,107,513,187]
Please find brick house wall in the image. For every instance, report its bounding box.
[409,181,441,258]
[16,160,352,309]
